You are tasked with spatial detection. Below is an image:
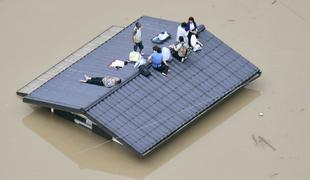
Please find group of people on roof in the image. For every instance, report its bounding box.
[80,16,204,87]
[146,17,204,76]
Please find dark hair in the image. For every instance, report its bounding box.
[181,22,187,28]
[116,79,122,84]
[135,21,141,28]
[179,36,184,42]
[157,47,162,53]
[188,17,195,22]
[153,45,162,53]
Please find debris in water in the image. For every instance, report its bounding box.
[259,112,264,116]
[272,0,277,5]
[270,173,279,178]
[258,136,277,151]
[227,19,236,22]
[252,135,277,151]
[252,134,258,145]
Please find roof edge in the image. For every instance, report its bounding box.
[23,96,83,114]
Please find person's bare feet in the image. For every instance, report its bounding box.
[80,79,87,83]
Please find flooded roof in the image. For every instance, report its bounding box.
[22,16,261,157]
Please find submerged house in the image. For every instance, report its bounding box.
[17,16,261,157]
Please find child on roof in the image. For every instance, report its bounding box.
[80,75,121,88]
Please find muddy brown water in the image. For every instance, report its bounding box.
[1,0,310,180]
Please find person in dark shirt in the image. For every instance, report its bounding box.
[186,17,198,47]
[80,75,121,88]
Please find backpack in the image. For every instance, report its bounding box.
[139,64,151,77]
[179,43,187,57]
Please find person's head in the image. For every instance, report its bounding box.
[135,21,141,28]
[179,36,184,42]
[188,17,195,23]
[157,47,162,53]
[152,45,158,52]
[115,78,122,84]
[153,45,161,53]
[181,22,187,28]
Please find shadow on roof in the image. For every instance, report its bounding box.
[23,87,260,179]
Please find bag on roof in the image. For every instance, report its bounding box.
[151,32,171,44]
[196,24,206,34]
[139,64,151,77]
[129,51,142,62]
[179,43,188,57]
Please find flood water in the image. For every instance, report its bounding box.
[1,0,310,179]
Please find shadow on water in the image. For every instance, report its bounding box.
[23,88,260,179]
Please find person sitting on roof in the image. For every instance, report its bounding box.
[162,46,172,62]
[148,45,169,76]
[190,33,204,52]
[176,22,188,44]
[80,75,121,88]
[186,17,198,44]
[170,36,190,62]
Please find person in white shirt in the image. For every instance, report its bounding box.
[190,33,203,52]
[176,22,188,44]
[132,21,144,54]
[161,47,172,62]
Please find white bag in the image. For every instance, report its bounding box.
[129,51,142,62]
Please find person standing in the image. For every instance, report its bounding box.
[132,21,144,54]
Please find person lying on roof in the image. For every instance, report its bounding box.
[80,75,121,88]
[148,45,170,76]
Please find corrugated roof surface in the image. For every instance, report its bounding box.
[86,17,260,156]
[23,16,260,156]
[24,16,178,111]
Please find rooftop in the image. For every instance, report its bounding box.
[20,16,261,157]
